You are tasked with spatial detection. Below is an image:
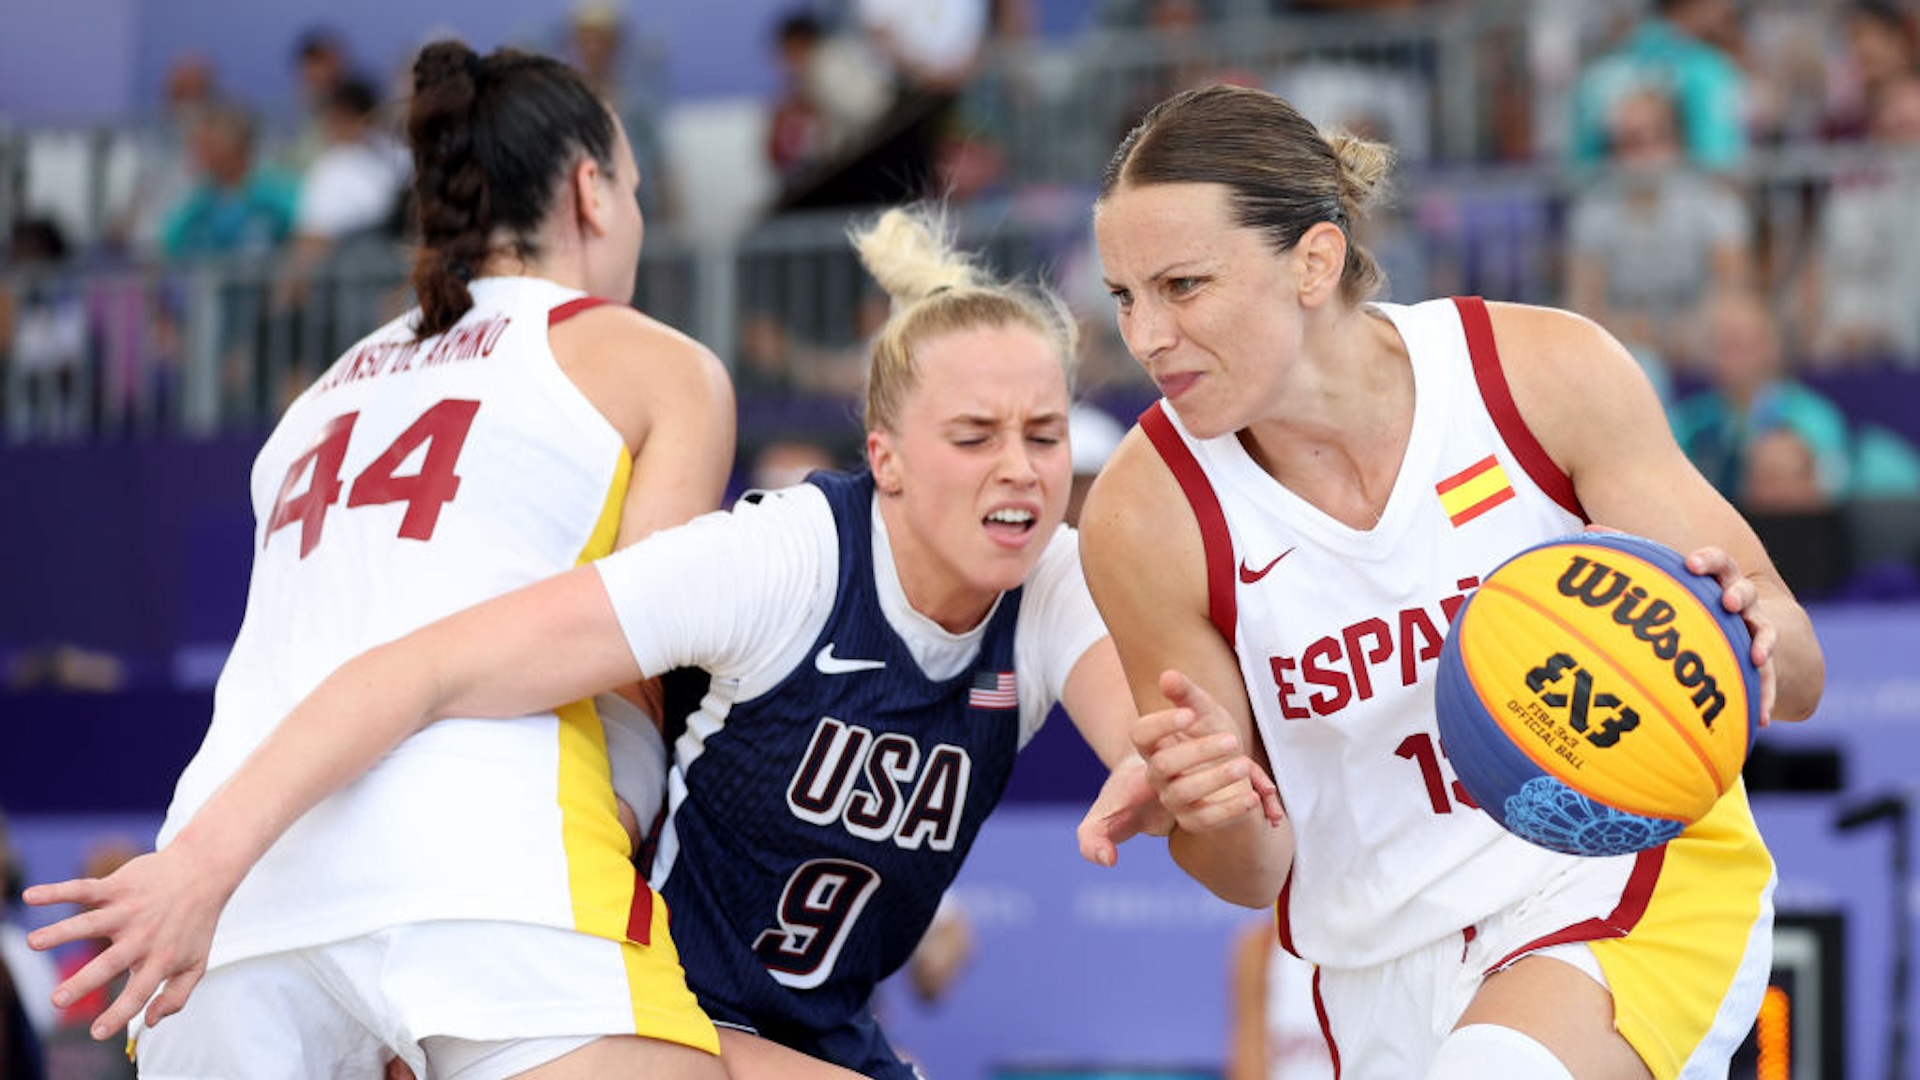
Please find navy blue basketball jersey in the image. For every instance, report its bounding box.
[654,470,1025,1075]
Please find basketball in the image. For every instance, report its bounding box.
[1436,531,1761,857]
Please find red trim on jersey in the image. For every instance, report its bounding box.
[1311,963,1342,1079]
[1273,872,1298,957]
[1484,844,1665,974]
[549,296,615,326]
[626,873,654,945]
[1451,296,1587,523]
[1138,401,1238,646]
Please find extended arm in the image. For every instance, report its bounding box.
[25,565,642,1039]
[1493,303,1824,723]
[1075,433,1293,906]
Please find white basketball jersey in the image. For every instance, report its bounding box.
[160,277,648,967]
[1143,297,1635,968]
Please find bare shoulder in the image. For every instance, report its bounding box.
[1481,301,1669,461]
[553,303,728,383]
[1077,425,1210,630]
[1078,426,1198,574]
[550,304,734,447]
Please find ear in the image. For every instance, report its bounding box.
[867,429,903,495]
[1294,220,1348,307]
[573,156,611,238]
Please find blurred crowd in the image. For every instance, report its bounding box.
[5,0,1920,600]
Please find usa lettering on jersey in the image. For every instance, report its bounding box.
[785,717,971,850]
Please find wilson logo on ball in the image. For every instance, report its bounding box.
[1555,556,1729,731]
[1435,532,1761,857]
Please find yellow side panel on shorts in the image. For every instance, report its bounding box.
[557,447,636,940]
[552,452,720,1053]
[1589,780,1773,1080]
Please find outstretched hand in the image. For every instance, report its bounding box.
[1136,669,1285,833]
[1077,754,1174,867]
[23,844,235,1041]
[1078,671,1283,868]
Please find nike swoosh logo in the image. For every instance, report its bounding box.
[1238,547,1297,584]
[814,644,887,675]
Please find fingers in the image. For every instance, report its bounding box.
[27,909,113,955]
[88,950,164,1041]
[22,877,106,912]
[1250,766,1286,827]
[145,965,204,1029]
[1076,814,1119,868]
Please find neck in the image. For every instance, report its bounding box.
[876,496,995,634]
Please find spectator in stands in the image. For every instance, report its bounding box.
[932,0,1048,203]
[288,25,357,174]
[1821,0,1919,143]
[1,216,90,442]
[565,1,674,222]
[109,51,222,257]
[1564,83,1752,380]
[1672,289,1853,509]
[765,9,895,184]
[1799,75,1920,367]
[854,0,990,97]
[1567,0,1749,173]
[1108,0,1262,143]
[272,74,410,386]
[159,102,299,260]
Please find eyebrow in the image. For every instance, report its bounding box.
[943,410,1069,428]
[1102,260,1208,293]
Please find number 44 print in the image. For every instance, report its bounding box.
[266,399,481,558]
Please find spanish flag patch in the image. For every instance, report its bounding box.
[1436,454,1514,527]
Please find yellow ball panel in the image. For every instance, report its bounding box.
[1455,539,1752,824]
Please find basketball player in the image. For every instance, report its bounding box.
[26,40,736,1079]
[30,205,1270,1079]
[1075,85,1824,1080]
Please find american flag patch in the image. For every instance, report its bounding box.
[1435,454,1515,527]
[969,670,1018,710]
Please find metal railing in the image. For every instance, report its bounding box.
[10,141,1920,446]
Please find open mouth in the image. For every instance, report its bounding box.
[984,507,1037,538]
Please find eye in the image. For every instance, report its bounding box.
[1108,288,1132,312]
[1167,276,1203,296]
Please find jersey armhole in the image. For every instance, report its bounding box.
[1451,296,1588,522]
[549,295,616,326]
[1138,402,1238,646]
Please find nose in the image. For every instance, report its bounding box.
[996,435,1040,488]
[1120,298,1175,365]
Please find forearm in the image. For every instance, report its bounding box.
[1758,578,1825,723]
[1169,812,1293,910]
[170,641,442,888]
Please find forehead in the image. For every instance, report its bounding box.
[1095,182,1246,271]
[905,323,1068,415]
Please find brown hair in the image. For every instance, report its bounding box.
[1099,83,1394,305]
[849,206,1078,434]
[405,39,618,338]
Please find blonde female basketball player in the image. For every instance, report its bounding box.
[26,39,739,1080]
[30,205,1267,1080]
[1075,85,1824,1080]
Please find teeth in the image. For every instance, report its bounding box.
[986,508,1034,524]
